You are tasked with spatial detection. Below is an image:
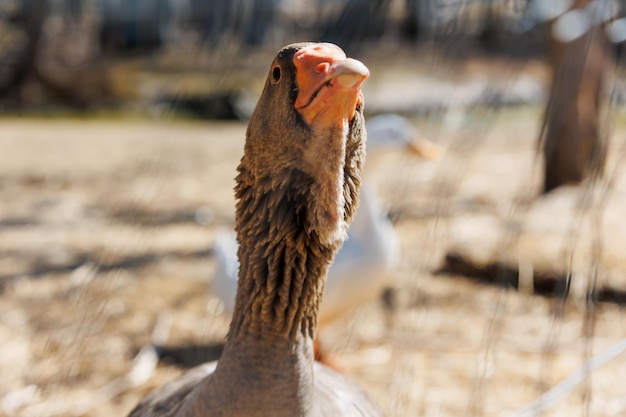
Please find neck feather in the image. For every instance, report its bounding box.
[229,167,337,341]
[227,108,365,340]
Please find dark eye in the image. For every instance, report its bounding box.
[272,66,281,83]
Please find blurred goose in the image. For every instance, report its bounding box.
[128,42,381,416]
[213,113,441,329]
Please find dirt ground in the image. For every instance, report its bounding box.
[1,106,626,417]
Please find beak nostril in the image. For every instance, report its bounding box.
[316,62,330,73]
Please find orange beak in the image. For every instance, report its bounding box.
[407,136,444,161]
[293,43,369,125]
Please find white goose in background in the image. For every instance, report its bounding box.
[213,113,441,327]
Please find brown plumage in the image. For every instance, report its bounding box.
[127,42,381,417]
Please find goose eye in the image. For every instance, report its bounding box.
[272,66,281,83]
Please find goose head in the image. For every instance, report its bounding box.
[239,42,369,248]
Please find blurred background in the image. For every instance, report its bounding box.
[0,0,554,114]
[2,0,626,416]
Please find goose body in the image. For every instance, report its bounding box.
[127,43,380,417]
[214,113,439,326]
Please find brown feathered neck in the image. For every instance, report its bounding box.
[228,105,365,341]
[157,43,368,417]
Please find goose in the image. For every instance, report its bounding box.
[213,113,441,330]
[127,42,381,416]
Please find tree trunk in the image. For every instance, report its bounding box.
[0,0,50,102]
[540,0,610,193]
